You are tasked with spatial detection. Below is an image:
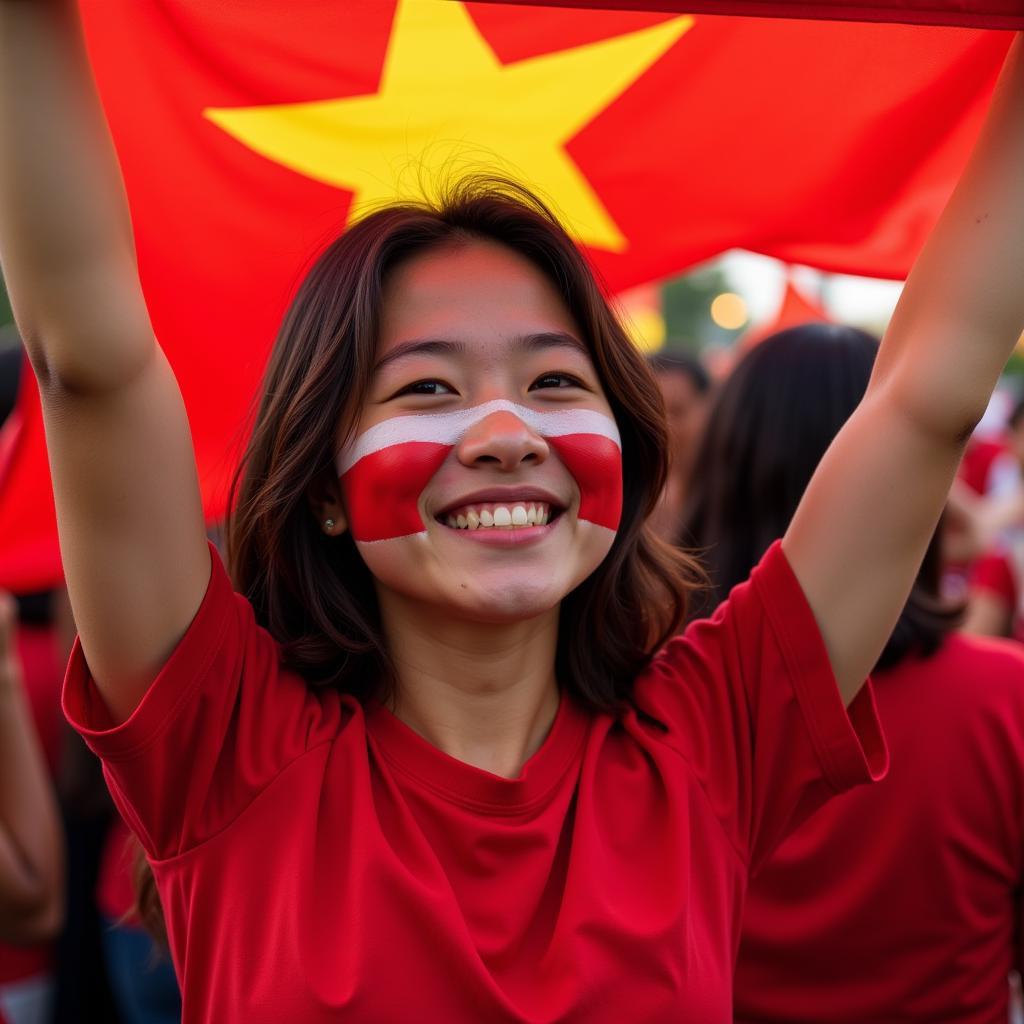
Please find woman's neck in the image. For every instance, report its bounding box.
[378,592,561,779]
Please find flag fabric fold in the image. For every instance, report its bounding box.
[476,1,1024,30]
[0,0,1014,591]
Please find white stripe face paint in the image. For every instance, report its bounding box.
[336,400,620,475]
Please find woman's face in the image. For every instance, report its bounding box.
[336,238,621,626]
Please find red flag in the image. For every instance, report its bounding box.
[0,1,1014,591]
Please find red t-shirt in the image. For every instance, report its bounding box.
[63,541,885,1023]
[734,632,1024,1024]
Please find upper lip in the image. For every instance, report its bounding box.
[434,487,567,518]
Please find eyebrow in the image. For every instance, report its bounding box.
[372,331,589,374]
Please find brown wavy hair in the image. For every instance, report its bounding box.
[136,177,703,943]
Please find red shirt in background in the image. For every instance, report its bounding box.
[0,623,63,987]
[734,632,1024,1024]
[971,544,1024,643]
[64,542,885,1023]
[960,437,1009,495]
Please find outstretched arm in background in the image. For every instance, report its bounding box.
[783,34,1024,705]
[0,0,210,723]
[0,593,63,944]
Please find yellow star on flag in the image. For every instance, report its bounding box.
[204,0,692,252]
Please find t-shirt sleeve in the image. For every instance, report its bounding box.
[62,544,346,861]
[637,540,887,872]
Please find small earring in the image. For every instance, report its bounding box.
[324,518,335,533]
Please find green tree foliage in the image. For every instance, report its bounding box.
[661,264,739,353]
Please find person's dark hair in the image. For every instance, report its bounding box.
[681,323,962,668]
[647,351,711,396]
[0,333,21,427]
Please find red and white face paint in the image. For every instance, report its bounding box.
[336,399,622,543]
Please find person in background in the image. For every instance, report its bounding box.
[978,392,1024,502]
[646,352,711,542]
[964,393,1024,642]
[0,591,64,1024]
[682,324,1024,1024]
[0,322,124,1023]
[0,337,66,1024]
[965,531,1024,642]
[958,393,1016,499]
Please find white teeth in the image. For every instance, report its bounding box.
[442,502,554,530]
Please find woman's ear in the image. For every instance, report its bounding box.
[307,470,349,537]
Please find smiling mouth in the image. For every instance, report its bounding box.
[438,501,562,531]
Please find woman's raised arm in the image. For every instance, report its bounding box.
[784,34,1024,705]
[0,1,210,722]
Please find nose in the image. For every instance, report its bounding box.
[456,410,549,471]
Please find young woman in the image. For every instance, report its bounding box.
[964,394,1024,641]
[0,1,1021,1019]
[683,324,1024,1022]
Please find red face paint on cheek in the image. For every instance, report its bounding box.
[547,434,623,532]
[340,442,451,542]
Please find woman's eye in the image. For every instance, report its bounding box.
[530,372,585,390]
[395,379,455,397]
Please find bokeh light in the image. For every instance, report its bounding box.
[709,291,749,330]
